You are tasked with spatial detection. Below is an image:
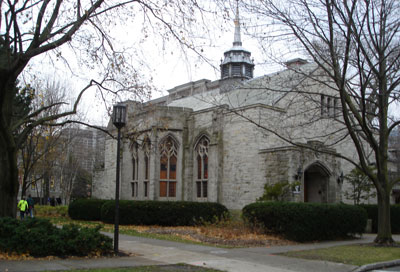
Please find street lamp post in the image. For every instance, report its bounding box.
[112,103,127,254]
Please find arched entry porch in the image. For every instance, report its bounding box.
[304,162,331,203]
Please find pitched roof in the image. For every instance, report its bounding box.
[167,62,318,111]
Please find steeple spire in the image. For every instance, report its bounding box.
[233,0,242,47]
[220,0,254,81]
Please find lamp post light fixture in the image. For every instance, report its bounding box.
[292,167,303,194]
[337,171,344,184]
[294,167,303,181]
[112,103,127,254]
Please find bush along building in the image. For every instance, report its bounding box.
[93,9,386,210]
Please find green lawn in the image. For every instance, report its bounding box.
[281,244,400,266]
[48,264,224,272]
[42,216,231,248]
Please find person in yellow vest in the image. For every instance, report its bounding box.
[17,197,29,220]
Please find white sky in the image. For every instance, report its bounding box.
[20,0,306,128]
[24,11,283,127]
[15,1,400,133]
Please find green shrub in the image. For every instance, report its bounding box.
[0,217,112,257]
[101,200,229,226]
[57,224,112,256]
[68,199,107,221]
[358,204,400,234]
[242,202,367,242]
[257,181,291,201]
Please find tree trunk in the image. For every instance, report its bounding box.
[0,74,19,218]
[0,138,19,218]
[21,179,27,199]
[374,190,394,245]
[44,171,50,203]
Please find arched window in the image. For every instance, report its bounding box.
[159,136,178,197]
[143,137,151,198]
[131,142,138,198]
[195,136,209,198]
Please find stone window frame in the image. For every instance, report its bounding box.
[142,137,151,198]
[31,175,36,189]
[194,135,209,199]
[159,135,179,198]
[130,141,139,198]
[50,176,55,190]
[320,94,339,118]
[131,182,138,197]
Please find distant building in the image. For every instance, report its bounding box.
[61,127,106,173]
[23,127,106,204]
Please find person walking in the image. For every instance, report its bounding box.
[17,197,29,220]
[27,195,35,218]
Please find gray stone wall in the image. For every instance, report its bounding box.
[219,112,268,209]
[93,70,370,209]
[92,136,117,199]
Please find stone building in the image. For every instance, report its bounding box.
[92,9,369,210]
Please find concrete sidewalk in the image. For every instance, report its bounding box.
[1,233,399,272]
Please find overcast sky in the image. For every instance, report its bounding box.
[22,5,286,127]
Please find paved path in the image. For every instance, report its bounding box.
[1,233,399,272]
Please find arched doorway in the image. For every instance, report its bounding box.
[304,163,331,203]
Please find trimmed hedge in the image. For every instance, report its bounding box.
[0,217,112,257]
[100,200,229,226]
[242,202,367,242]
[358,204,400,234]
[68,199,107,220]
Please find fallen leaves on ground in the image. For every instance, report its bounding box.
[0,250,135,261]
[120,222,296,247]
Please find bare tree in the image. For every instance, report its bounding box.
[0,0,220,217]
[227,0,400,245]
[19,125,62,199]
[59,150,84,205]
[19,77,71,200]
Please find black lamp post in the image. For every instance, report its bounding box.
[112,103,126,254]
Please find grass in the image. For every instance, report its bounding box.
[46,264,224,272]
[42,216,218,246]
[281,244,400,266]
[35,205,68,217]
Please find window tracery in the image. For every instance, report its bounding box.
[159,136,178,197]
[131,141,138,198]
[195,136,209,198]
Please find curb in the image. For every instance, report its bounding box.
[352,259,400,272]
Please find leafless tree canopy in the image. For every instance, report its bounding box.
[0,0,223,217]
[223,0,400,244]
